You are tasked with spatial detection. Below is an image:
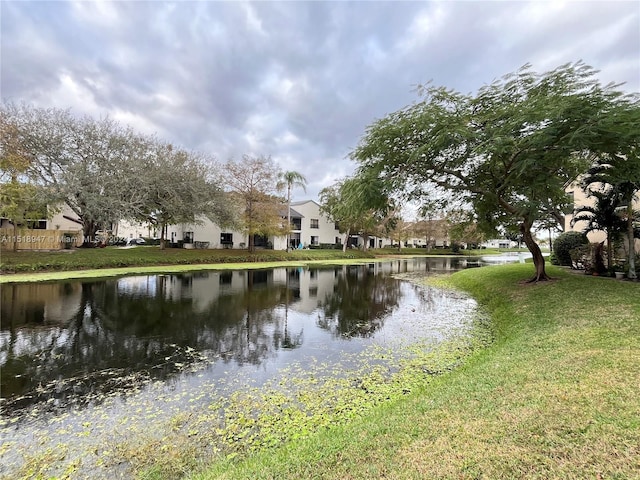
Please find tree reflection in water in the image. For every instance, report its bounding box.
[317,264,400,337]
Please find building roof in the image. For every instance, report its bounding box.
[279,207,304,218]
[290,199,322,208]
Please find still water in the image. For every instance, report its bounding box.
[0,256,484,478]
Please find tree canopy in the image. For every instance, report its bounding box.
[319,171,397,251]
[133,142,236,249]
[1,102,235,247]
[224,155,286,252]
[352,61,640,281]
[1,106,56,249]
[1,103,150,243]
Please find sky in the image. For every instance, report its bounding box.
[2,1,639,204]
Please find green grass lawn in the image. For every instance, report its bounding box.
[188,264,640,480]
[0,246,507,282]
[0,246,374,277]
[0,245,512,277]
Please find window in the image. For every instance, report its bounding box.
[27,220,47,229]
[334,222,340,230]
[310,236,319,245]
[310,219,319,229]
[220,232,233,247]
[184,231,194,244]
[564,191,575,214]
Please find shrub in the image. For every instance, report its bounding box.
[310,244,340,250]
[553,231,588,267]
[142,237,161,246]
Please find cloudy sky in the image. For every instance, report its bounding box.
[2,1,639,202]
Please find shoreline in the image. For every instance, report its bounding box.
[0,254,475,284]
[0,259,377,284]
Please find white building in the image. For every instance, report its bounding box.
[118,218,248,249]
[117,199,344,250]
[482,239,517,249]
[284,200,343,249]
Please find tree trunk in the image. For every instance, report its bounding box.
[362,233,369,251]
[606,230,613,271]
[287,185,291,252]
[247,201,255,253]
[343,228,350,253]
[82,219,98,247]
[520,219,551,282]
[12,222,17,252]
[627,203,637,280]
[159,221,166,250]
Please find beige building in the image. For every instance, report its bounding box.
[0,203,83,232]
[1,204,84,250]
[565,182,640,252]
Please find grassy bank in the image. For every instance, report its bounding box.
[0,246,496,282]
[190,264,640,479]
[0,247,373,279]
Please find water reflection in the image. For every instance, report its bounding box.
[317,265,400,337]
[0,257,474,416]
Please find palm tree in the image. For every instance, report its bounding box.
[582,152,640,279]
[571,188,626,270]
[279,171,307,251]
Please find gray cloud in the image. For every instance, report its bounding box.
[2,0,638,199]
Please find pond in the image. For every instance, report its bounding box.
[0,256,489,478]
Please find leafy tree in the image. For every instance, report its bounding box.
[411,218,445,250]
[319,171,396,252]
[278,170,307,251]
[412,202,447,250]
[1,103,147,246]
[134,143,236,250]
[0,114,32,176]
[352,62,639,281]
[446,209,484,249]
[386,217,412,250]
[0,182,49,250]
[224,155,285,252]
[319,181,352,252]
[0,111,52,249]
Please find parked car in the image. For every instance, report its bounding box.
[126,237,146,246]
